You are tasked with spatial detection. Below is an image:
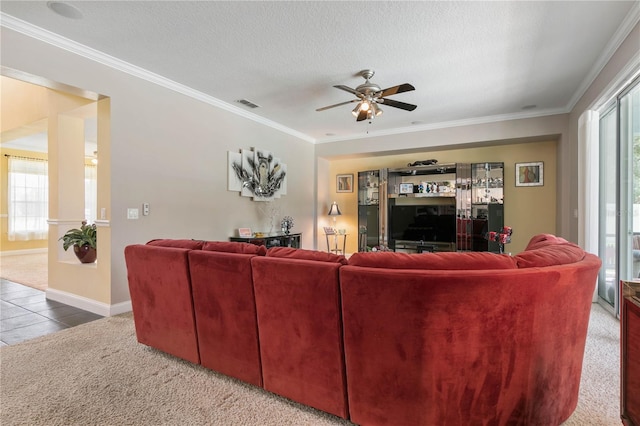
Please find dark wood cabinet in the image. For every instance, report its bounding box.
[622,279,640,426]
[230,233,301,249]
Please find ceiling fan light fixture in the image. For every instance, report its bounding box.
[316,70,416,122]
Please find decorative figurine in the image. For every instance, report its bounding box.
[281,216,294,235]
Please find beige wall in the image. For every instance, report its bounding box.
[1,26,318,309]
[0,76,48,133]
[324,140,556,254]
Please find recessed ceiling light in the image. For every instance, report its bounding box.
[521,104,537,110]
[47,2,83,19]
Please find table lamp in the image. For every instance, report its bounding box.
[328,201,341,231]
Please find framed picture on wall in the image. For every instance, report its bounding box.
[238,228,252,238]
[515,162,544,187]
[336,174,354,193]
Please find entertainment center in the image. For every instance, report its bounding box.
[358,162,504,253]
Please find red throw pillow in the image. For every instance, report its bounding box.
[146,239,204,250]
[266,247,348,264]
[524,234,569,251]
[515,242,585,268]
[202,241,267,255]
[347,251,517,270]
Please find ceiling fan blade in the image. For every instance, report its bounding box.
[356,109,368,122]
[334,85,360,96]
[379,98,417,111]
[316,99,358,112]
[378,83,415,98]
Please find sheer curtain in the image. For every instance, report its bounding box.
[7,156,49,241]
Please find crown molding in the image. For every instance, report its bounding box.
[314,106,569,144]
[0,13,315,144]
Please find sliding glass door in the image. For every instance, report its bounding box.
[598,77,639,313]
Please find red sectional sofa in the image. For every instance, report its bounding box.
[124,234,601,426]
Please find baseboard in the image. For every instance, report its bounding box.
[45,288,132,317]
[1,248,48,256]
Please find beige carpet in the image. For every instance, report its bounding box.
[0,305,620,425]
[0,252,48,291]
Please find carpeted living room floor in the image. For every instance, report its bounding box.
[0,301,621,425]
[0,252,48,291]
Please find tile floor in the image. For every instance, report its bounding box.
[1,279,103,347]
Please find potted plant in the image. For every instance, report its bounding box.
[59,221,97,263]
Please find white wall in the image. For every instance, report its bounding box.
[1,27,316,305]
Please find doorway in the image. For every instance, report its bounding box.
[0,69,104,300]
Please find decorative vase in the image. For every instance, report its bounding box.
[280,216,294,235]
[74,244,97,263]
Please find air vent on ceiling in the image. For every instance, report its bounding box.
[235,99,260,109]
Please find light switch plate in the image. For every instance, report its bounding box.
[127,208,139,219]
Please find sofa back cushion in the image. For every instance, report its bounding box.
[189,250,263,386]
[124,244,200,364]
[203,241,267,255]
[515,233,586,268]
[348,251,517,270]
[267,247,348,264]
[251,255,349,418]
[146,239,204,250]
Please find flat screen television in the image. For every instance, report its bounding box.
[389,204,456,244]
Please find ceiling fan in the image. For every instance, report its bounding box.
[316,70,417,122]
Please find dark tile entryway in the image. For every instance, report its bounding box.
[1,279,103,346]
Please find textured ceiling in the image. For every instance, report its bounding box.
[1,1,638,144]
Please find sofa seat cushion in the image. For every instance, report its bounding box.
[203,241,267,255]
[348,251,517,270]
[146,239,204,250]
[267,247,348,264]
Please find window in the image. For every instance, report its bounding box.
[7,156,49,241]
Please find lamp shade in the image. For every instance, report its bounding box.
[328,202,342,216]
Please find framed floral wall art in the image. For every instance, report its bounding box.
[515,162,543,187]
[336,174,354,193]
